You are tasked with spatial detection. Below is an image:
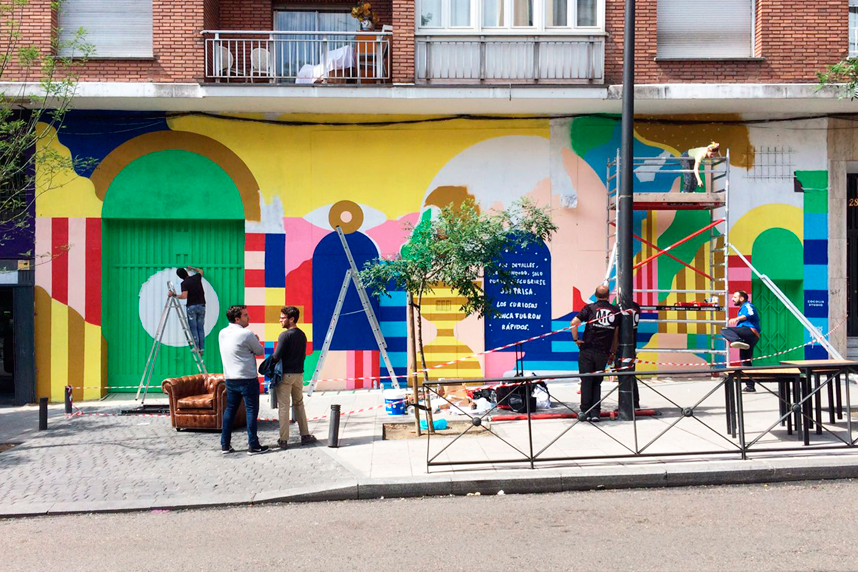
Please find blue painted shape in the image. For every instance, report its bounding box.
[521,360,579,372]
[803,265,828,291]
[380,321,407,338]
[553,341,577,353]
[803,239,828,265]
[54,111,170,178]
[804,291,828,318]
[264,234,286,288]
[380,291,407,306]
[312,231,382,350]
[485,239,552,349]
[385,352,408,365]
[805,344,828,360]
[804,214,828,240]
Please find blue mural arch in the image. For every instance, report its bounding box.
[312,231,382,350]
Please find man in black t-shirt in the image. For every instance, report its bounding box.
[169,266,206,356]
[570,285,619,422]
[270,306,317,449]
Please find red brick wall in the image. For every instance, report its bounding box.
[605,0,849,84]
[0,0,55,81]
[204,0,220,30]
[220,0,272,29]
[392,0,414,82]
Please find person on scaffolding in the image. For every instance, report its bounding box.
[680,141,720,193]
[720,290,762,392]
[571,285,620,422]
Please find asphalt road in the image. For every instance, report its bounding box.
[4,479,857,572]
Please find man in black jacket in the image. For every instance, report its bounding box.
[570,285,619,422]
[270,306,317,449]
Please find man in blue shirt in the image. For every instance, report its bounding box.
[720,290,762,392]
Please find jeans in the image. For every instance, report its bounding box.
[680,152,697,193]
[721,327,760,386]
[222,378,260,449]
[186,305,206,351]
[579,347,609,418]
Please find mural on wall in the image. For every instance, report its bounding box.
[31,111,831,398]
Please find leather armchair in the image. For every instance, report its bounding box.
[162,374,246,431]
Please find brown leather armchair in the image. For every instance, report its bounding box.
[162,374,246,431]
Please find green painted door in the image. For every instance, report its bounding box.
[102,219,244,391]
[100,148,247,392]
[751,228,804,366]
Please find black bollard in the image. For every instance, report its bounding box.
[38,397,48,430]
[328,404,341,448]
[64,386,72,414]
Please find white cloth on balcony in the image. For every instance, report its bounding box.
[295,45,355,84]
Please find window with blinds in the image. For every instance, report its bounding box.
[657,0,754,59]
[59,0,153,58]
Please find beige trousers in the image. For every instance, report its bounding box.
[275,373,309,442]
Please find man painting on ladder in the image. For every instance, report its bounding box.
[169,266,206,356]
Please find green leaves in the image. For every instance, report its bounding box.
[816,59,858,100]
[360,197,557,319]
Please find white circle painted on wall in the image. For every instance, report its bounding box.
[138,268,220,347]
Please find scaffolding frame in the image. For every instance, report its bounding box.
[606,150,731,365]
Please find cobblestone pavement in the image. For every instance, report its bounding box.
[0,413,352,509]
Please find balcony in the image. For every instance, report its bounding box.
[416,35,604,84]
[202,30,392,84]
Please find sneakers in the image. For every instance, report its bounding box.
[590,415,601,423]
[301,434,318,446]
[730,341,750,350]
[742,385,756,393]
[277,440,289,450]
[247,445,270,455]
[221,446,234,455]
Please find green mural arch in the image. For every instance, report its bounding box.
[751,228,804,365]
[102,150,245,220]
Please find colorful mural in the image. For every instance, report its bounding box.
[31,112,831,399]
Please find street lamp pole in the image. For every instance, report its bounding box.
[617,0,636,420]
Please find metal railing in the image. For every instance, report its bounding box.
[420,363,858,471]
[416,35,604,84]
[851,25,858,58]
[202,30,392,84]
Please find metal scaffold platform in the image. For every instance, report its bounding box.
[605,150,731,364]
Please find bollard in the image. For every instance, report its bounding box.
[38,397,48,430]
[328,404,341,448]
[64,386,72,414]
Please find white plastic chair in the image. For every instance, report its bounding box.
[215,46,234,77]
[250,47,272,79]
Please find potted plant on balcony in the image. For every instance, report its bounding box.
[351,1,379,31]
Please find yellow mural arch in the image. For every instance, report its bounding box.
[729,204,803,255]
[90,131,262,221]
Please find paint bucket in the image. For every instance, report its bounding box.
[383,389,407,415]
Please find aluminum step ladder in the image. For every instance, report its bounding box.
[132,280,207,410]
[308,226,400,396]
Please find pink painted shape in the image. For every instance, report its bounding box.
[365,213,419,258]
[485,352,518,378]
[730,267,752,282]
[67,218,87,319]
[35,218,52,295]
[284,217,325,276]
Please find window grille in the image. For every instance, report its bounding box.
[747,146,793,180]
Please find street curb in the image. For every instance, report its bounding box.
[4,455,858,518]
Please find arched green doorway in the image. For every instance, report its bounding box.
[750,228,804,366]
[102,150,246,390]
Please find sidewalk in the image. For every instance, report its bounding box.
[3,379,858,517]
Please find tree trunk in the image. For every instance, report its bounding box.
[416,287,435,432]
[408,294,421,436]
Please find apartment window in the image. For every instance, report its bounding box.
[850,0,858,57]
[418,0,600,31]
[657,0,754,59]
[58,0,153,58]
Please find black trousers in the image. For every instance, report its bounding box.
[721,327,760,387]
[579,347,608,417]
[680,152,697,193]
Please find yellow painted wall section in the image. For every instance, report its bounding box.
[50,299,69,402]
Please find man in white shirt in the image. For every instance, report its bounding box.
[218,305,268,455]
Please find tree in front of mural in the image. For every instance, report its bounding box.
[359,198,557,382]
[0,0,93,254]
[816,58,858,100]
